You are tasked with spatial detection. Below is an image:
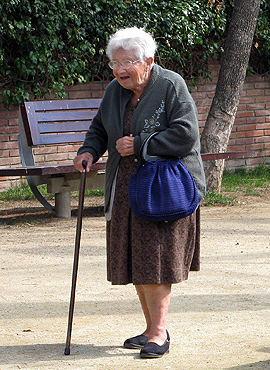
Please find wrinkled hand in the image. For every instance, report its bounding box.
[116,136,135,156]
[73,152,94,172]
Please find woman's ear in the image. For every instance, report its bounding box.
[146,57,154,69]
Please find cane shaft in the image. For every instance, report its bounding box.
[64,164,87,355]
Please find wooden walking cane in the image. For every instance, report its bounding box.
[64,160,87,355]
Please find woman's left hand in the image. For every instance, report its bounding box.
[116,136,135,156]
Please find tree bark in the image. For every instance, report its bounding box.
[200,0,261,191]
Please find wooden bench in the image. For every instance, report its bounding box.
[0,99,106,217]
[0,98,247,218]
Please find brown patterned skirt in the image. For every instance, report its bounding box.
[106,154,200,285]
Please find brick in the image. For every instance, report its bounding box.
[45,153,68,162]
[236,111,254,118]
[224,158,246,169]
[0,156,20,166]
[234,117,249,125]
[254,82,270,89]
[33,154,45,163]
[192,92,209,100]
[57,144,78,153]
[255,96,270,103]
[0,126,18,134]
[9,149,20,157]
[0,119,9,126]
[245,130,264,138]
[235,137,255,145]
[246,157,265,166]
[256,123,270,130]
[236,124,256,131]
[197,106,209,114]
[246,89,265,96]
[90,91,104,98]
[0,110,18,119]
[255,110,270,117]
[242,82,255,90]
[68,91,92,99]
[246,143,264,151]
[198,113,208,121]
[8,118,19,126]
[246,117,265,124]
[226,144,245,151]
[86,82,104,90]
[0,141,18,150]
[246,103,265,111]
[65,84,82,91]
[255,136,270,143]
[197,84,216,93]
[195,99,212,107]
[230,132,246,139]
[237,104,247,111]
[239,96,256,104]
[9,134,19,141]
[245,75,264,83]
[35,146,57,155]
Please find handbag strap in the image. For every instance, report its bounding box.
[140,132,178,162]
[140,132,160,162]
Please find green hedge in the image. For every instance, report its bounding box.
[0,0,269,108]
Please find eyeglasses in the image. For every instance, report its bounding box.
[108,60,141,70]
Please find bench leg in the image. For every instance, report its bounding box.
[55,186,71,218]
[27,177,56,214]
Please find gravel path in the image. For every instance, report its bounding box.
[0,198,270,369]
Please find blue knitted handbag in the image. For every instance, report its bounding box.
[128,133,199,222]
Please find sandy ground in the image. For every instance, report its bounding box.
[0,196,270,370]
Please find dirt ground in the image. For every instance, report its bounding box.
[0,194,270,370]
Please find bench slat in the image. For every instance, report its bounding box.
[38,121,91,134]
[38,132,87,145]
[0,162,106,177]
[29,99,102,111]
[35,110,97,123]
[201,152,248,161]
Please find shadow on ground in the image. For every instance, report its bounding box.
[0,205,104,225]
[0,343,136,365]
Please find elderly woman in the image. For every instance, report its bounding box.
[74,27,206,358]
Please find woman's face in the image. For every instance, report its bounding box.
[111,49,153,95]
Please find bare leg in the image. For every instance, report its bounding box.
[135,285,151,335]
[135,283,171,345]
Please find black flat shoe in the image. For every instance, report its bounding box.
[123,334,148,349]
[140,331,170,358]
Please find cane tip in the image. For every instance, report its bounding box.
[64,347,70,355]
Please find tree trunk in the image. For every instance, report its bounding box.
[200,0,261,191]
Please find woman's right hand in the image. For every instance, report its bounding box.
[73,152,94,173]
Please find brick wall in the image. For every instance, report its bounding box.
[192,59,270,170]
[0,59,269,190]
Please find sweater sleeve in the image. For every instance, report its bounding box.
[146,77,199,159]
[77,106,108,163]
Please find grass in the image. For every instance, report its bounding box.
[0,165,269,206]
[0,182,48,201]
[203,165,270,206]
[0,180,104,202]
[222,165,270,195]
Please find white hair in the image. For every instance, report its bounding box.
[106,27,157,61]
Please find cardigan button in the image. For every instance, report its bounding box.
[134,158,138,162]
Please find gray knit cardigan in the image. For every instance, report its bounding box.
[78,64,206,213]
